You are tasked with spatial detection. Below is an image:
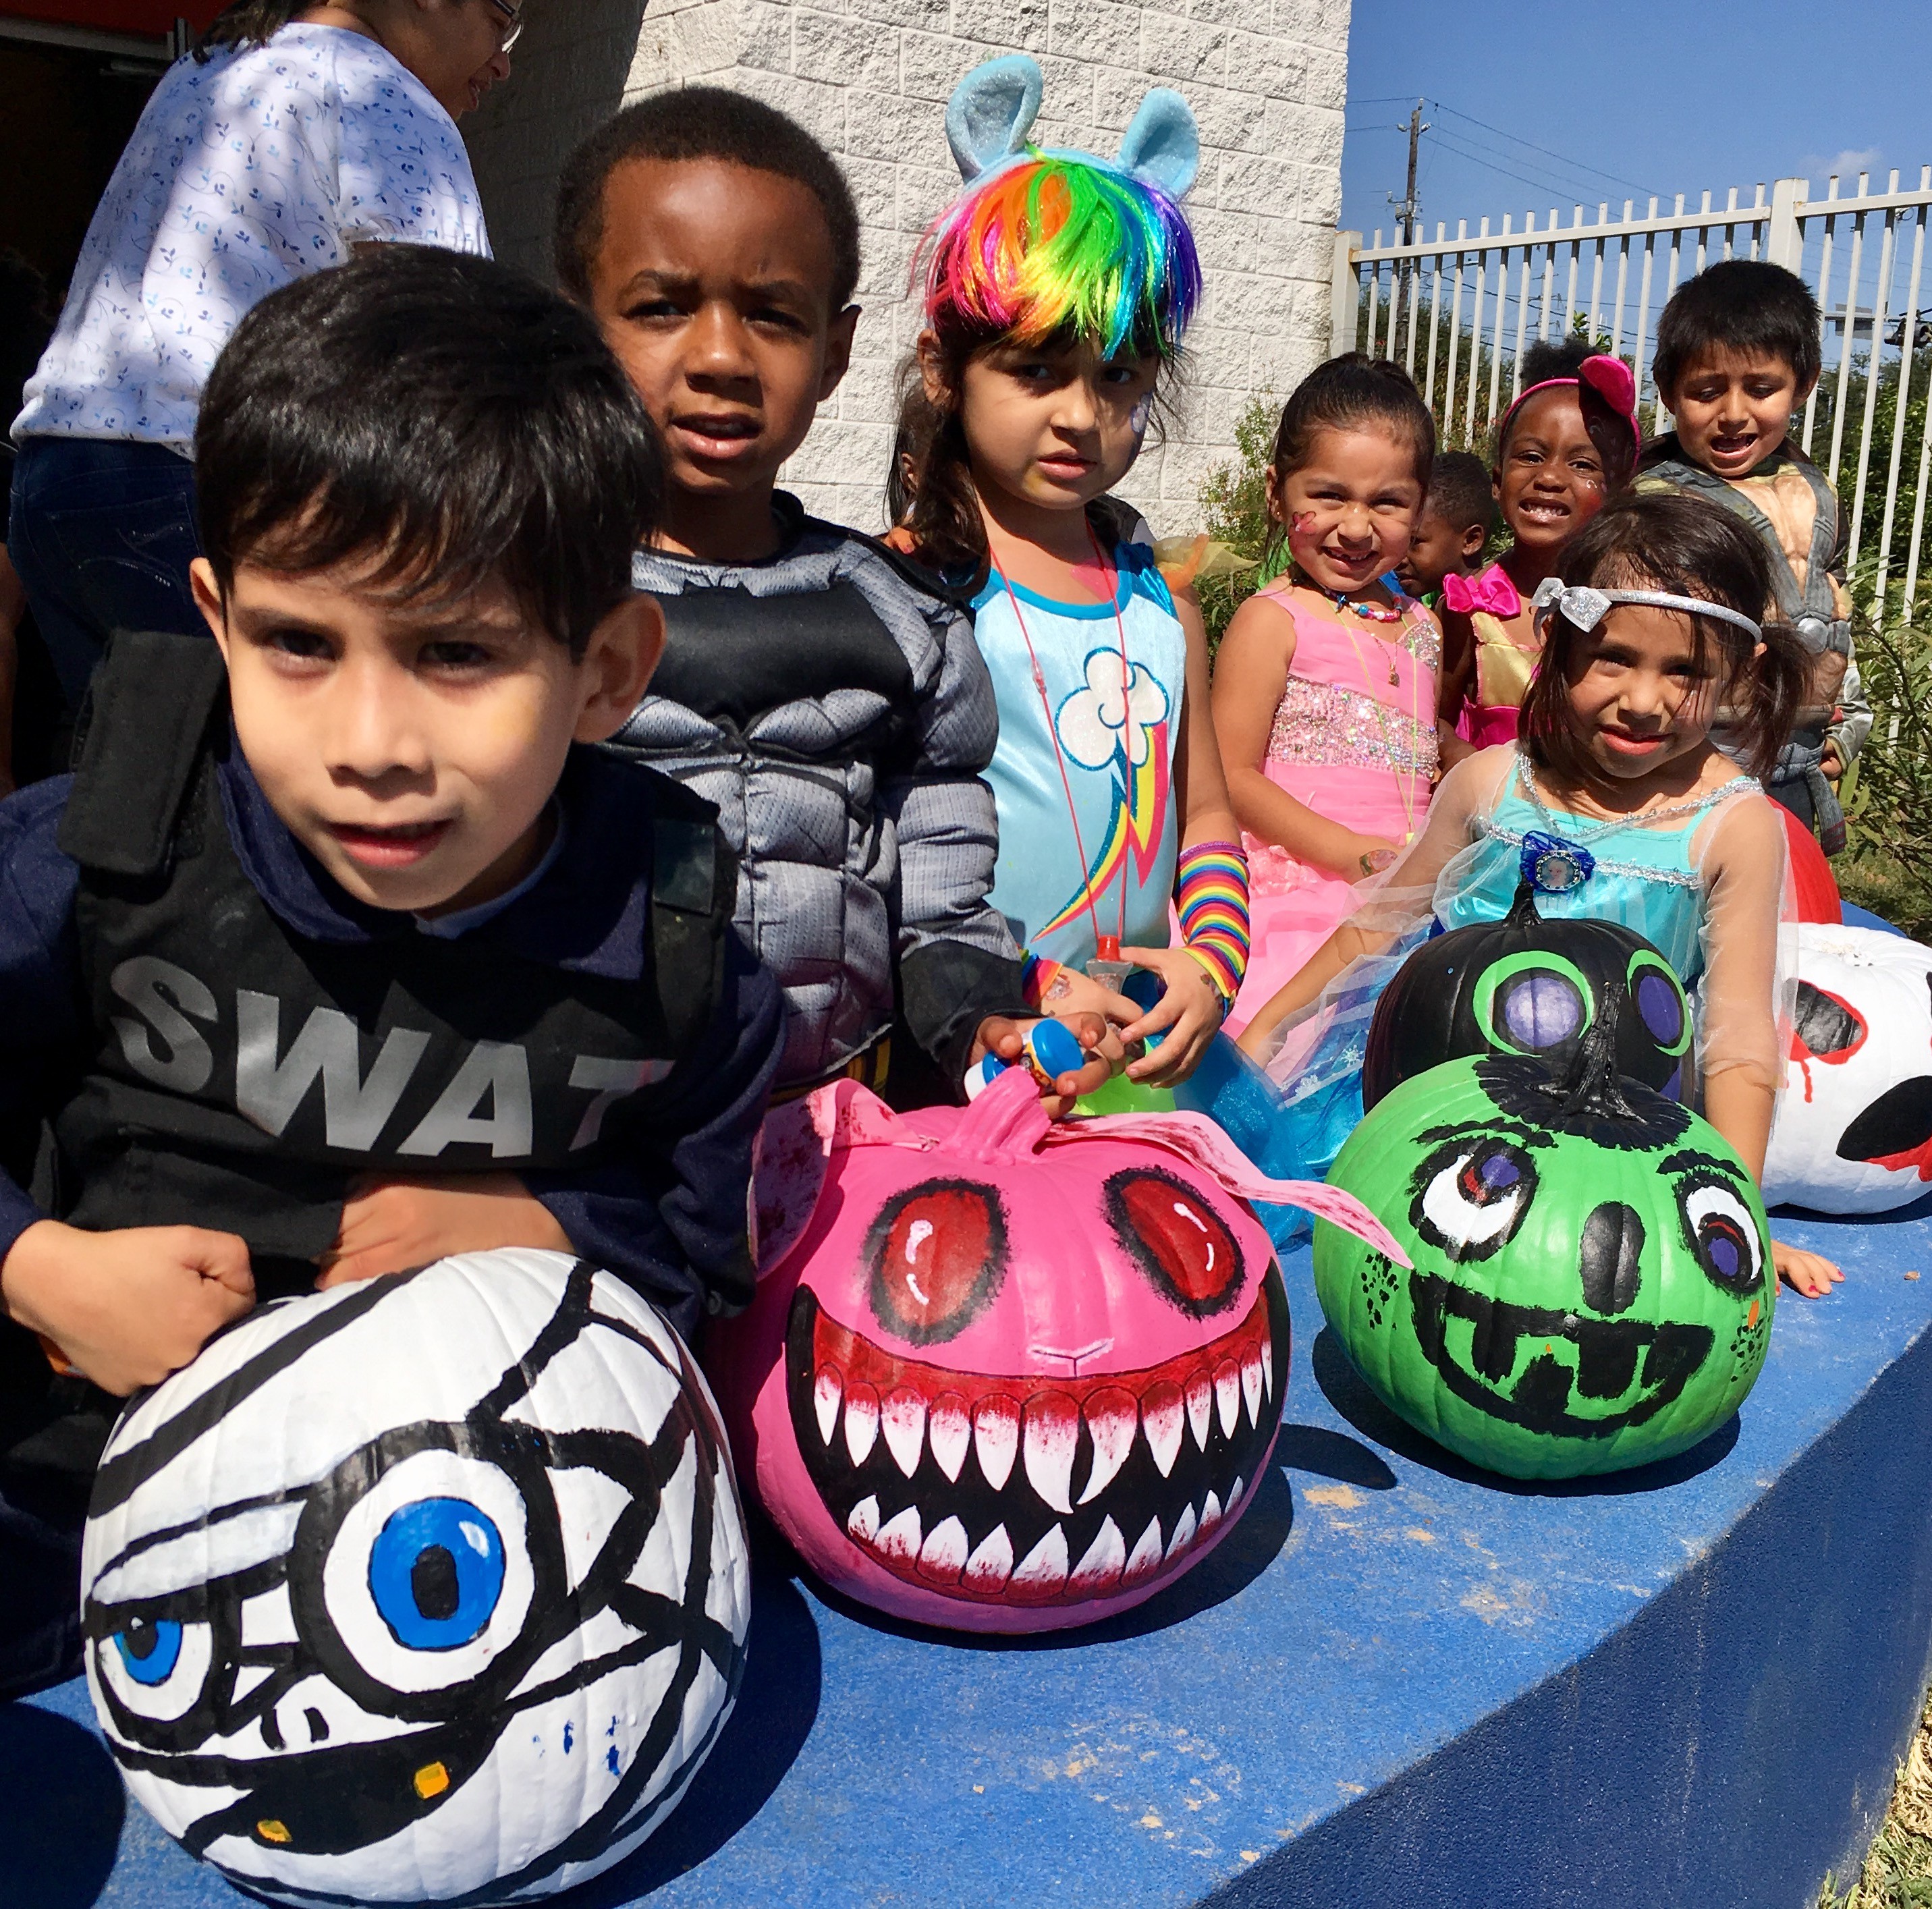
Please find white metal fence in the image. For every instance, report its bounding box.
[1331,171,1932,615]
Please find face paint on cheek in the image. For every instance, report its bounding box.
[1128,395,1153,440]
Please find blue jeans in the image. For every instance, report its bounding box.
[9,437,206,713]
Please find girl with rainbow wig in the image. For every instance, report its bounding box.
[891,55,1249,1095]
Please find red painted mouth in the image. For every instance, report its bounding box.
[785,1275,1288,1607]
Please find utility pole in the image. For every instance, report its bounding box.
[1388,101,1428,329]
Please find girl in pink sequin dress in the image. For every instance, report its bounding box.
[1213,357,1441,1030]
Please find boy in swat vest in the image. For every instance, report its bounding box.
[554,90,1117,1109]
[0,249,783,1697]
[1638,260,1872,852]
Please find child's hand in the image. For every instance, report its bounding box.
[0,1219,255,1397]
[1775,1240,1844,1298]
[1115,945,1225,1086]
[1821,741,1845,781]
[971,1014,1121,1118]
[318,1173,573,1289]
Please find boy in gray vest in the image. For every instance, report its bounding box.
[0,248,783,1696]
[554,90,1115,1107]
[1638,260,1871,850]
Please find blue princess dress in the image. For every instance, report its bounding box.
[1246,747,1769,1207]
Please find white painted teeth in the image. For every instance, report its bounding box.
[814,1366,842,1445]
[1011,1522,1070,1597]
[875,1505,922,1565]
[1240,1350,1264,1429]
[918,1514,968,1583]
[822,1315,1277,1599]
[1164,1504,1197,1561]
[1023,1394,1078,1514]
[1069,1516,1126,1595]
[1214,1360,1241,1441]
[1078,1387,1137,1505]
[974,1395,1019,1490]
[1198,1490,1224,1541]
[843,1382,879,1466]
[881,1386,926,1479]
[1185,1371,1213,1451]
[928,1393,970,1483]
[964,1523,1015,1592]
[1124,1516,1165,1583]
[1142,1381,1184,1477]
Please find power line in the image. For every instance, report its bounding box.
[1427,130,1605,206]
[1426,100,1658,199]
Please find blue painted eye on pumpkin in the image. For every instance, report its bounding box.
[94,1605,217,1724]
[1411,1136,1539,1262]
[368,1499,507,1651]
[1628,953,1692,1058]
[114,1615,183,1684]
[1676,1172,1765,1296]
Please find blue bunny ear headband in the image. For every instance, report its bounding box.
[943,52,1200,200]
[1530,576,1764,643]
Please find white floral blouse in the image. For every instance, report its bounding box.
[13,23,489,455]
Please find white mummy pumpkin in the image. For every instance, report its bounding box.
[1763,924,1932,1214]
[80,1250,749,1906]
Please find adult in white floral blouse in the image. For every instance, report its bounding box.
[7,0,517,711]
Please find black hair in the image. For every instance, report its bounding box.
[194,2,301,56]
[196,248,661,657]
[1496,335,1640,482]
[1521,490,1804,783]
[1423,449,1497,538]
[887,375,943,529]
[553,88,861,312]
[1269,352,1435,493]
[1651,259,1822,399]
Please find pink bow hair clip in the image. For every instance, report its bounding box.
[1441,563,1522,619]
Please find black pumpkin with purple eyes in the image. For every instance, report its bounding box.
[1362,879,1692,1110]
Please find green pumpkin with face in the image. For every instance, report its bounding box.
[1313,1013,1773,1478]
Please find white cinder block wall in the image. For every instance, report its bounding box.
[464,1,1348,532]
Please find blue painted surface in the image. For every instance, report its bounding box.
[13,1204,1932,1909]
[1842,902,1904,937]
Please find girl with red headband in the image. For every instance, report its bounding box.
[1438,339,1641,755]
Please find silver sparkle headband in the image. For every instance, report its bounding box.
[1530,576,1763,644]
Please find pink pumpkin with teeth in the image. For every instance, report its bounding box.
[703,1067,1406,1633]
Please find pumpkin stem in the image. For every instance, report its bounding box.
[1503,877,1544,929]
[1547,978,1638,1119]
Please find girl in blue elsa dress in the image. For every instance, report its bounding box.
[1230,492,1843,1298]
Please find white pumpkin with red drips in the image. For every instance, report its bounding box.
[1765,924,1932,1215]
[704,1066,1404,1633]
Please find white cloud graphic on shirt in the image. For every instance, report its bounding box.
[1054,648,1170,771]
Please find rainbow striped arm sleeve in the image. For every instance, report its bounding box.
[1020,951,1066,1008]
[1174,839,1250,1005]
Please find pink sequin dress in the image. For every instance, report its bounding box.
[1228,579,1440,1031]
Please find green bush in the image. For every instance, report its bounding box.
[1836,607,1932,939]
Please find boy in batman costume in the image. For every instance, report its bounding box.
[0,250,784,1698]
[555,90,1117,1109]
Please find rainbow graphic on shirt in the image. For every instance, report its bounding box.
[1036,648,1173,940]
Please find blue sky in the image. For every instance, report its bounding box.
[1341,0,1932,246]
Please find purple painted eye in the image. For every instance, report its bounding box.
[1477,1153,1520,1191]
[1500,972,1584,1050]
[1636,971,1685,1047]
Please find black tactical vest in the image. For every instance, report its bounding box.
[51,632,737,1298]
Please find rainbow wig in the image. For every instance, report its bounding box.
[922,153,1201,360]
